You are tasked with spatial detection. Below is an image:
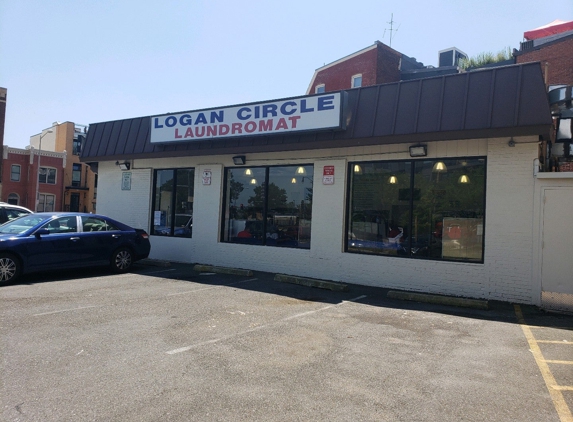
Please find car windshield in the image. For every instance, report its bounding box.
[0,215,51,234]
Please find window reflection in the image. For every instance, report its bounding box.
[152,168,194,237]
[348,158,486,262]
[223,165,313,249]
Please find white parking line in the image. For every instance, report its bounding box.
[166,279,258,296]
[166,295,367,355]
[34,305,100,316]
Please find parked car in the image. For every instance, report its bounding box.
[154,214,192,237]
[0,202,33,224]
[0,212,151,283]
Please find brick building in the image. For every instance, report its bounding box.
[30,122,97,212]
[1,146,66,210]
[306,41,426,94]
[515,20,573,86]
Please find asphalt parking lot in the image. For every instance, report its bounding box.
[1,262,572,422]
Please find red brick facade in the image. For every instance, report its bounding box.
[516,36,573,86]
[1,147,65,210]
[308,42,402,94]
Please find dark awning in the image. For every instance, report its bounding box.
[81,62,552,162]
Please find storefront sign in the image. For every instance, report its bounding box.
[323,165,335,185]
[150,93,343,144]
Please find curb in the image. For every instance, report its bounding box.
[387,290,489,310]
[193,264,253,277]
[274,274,349,292]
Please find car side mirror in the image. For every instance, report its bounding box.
[35,228,50,237]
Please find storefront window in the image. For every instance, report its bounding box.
[151,168,194,238]
[222,165,313,249]
[348,158,486,262]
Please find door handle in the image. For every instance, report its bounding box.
[70,237,80,241]
[112,234,121,239]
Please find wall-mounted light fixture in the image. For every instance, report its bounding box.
[233,155,246,165]
[409,145,427,157]
[115,161,130,171]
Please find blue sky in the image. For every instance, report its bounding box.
[1,0,572,149]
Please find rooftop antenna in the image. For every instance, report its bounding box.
[383,13,400,47]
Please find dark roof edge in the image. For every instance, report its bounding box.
[80,125,549,163]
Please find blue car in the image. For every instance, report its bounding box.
[0,212,151,283]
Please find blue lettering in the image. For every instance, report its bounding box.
[280,101,297,115]
[210,110,224,123]
[318,95,335,111]
[237,107,251,120]
[254,106,260,119]
[165,116,177,127]
[262,104,278,118]
[154,118,163,129]
[300,99,314,113]
[195,113,208,124]
[179,114,192,126]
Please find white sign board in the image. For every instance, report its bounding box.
[150,93,343,144]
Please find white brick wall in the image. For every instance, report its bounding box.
[96,136,541,304]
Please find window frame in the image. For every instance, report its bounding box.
[39,167,57,184]
[72,163,82,187]
[10,165,21,182]
[221,164,314,249]
[38,193,56,212]
[150,168,195,238]
[315,84,325,93]
[351,74,362,88]
[346,157,487,263]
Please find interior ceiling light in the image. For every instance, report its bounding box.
[432,161,447,172]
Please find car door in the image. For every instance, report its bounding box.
[26,216,83,271]
[79,216,124,264]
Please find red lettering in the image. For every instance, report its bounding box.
[207,126,217,137]
[288,116,301,129]
[195,126,205,137]
[244,121,257,133]
[219,124,230,135]
[259,119,273,131]
[275,118,288,130]
[232,123,243,134]
[175,128,183,139]
[184,127,194,138]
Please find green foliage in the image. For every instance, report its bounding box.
[458,47,512,70]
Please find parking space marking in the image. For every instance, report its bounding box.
[545,360,573,365]
[514,305,573,422]
[538,340,573,344]
[166,279,258,296]
[166,295,367,355]
[34,305,100,316]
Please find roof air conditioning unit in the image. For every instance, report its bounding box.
[438,47,468,67]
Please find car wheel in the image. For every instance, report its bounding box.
[0,253,21,283]
[111,247,133,273]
